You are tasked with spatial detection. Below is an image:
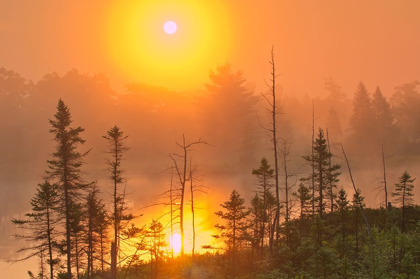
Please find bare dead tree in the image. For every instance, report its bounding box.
[189,159,196,258]
[279,138,299,249]
[280,139,292,223]
[169,134,209,256]
[311,99,316,217]
[259,46,282,254]
[382,144,388,210]
[326,129,334,213]
[341,143,373,243]
[170,167,174,258]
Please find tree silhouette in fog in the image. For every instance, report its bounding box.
[198,63,259,169]
[47,99,92,279]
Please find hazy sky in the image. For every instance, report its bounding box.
[1,1,420,277]
[1,0,419,97]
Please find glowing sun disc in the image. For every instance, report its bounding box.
[164,21,177,34]
[171,233,181,253]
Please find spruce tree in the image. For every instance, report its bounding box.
[103,125,132,278]
[252,157,275,251]
[352,189,365,259]
[12,181,59,279]
[392,171,415,233]
[215,190,250,278]
[349,82,374,153]
[303,128,341,219]
[47,99,91,279]
[372,86,395,145]
[335,188,349,257]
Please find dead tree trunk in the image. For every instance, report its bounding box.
[341,143,373,243]
[311,100,315,217]
[261,46,281,255]
[327,129,334,213]
[170,168,174,259]
[170,135,208,256]
[382,144,388,210]
[189,159,196,258]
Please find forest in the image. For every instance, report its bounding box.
[2,54,420,279]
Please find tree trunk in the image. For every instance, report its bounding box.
[268,47,280,255]
[190,160,196,258]
[382,144,388,210]
[327,129,334,213]
[46,203,54,279]
[312,100,315,218]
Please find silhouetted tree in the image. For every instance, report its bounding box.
[84,184,107,279]
[146,220,166,279]
[349,82,374,153]
[215,190,250,278]
[47,99,91,279]
[12,181,59,279]
[293,182,312,234]
[392,171,415,233]
[352,189,365,259]
[372,87,395,145]
[103,125,132,279]
[390,81,420,149]
[199,63,258,169]
[325,107,342,147]
[252,157,275,252]
[335,188,349,256]
[303,128,341,219]
[169,135,208,256]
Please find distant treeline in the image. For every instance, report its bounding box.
[2,64,420,278]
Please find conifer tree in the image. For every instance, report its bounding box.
[84,184,107,279]
[303,128,341,219]
[372,87,395,145]
[47,99,91,279]
[215,190,250,278]
[335,188,350,250]
[12,181,60,279]
[392,171,415,233]
[103,125,132,279]
[252,157,275,251]
[352,189,365,259]
[349,82,374,152]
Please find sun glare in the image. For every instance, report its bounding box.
[171,233,182,254]
[106,0,231,88]
[164,21,177,34]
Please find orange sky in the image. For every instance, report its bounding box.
[1,0,419,96]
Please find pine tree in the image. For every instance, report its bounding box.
[293,182,312,223]
[12,181,60,279]
[352,189,365,259]
[103,125,132,279]
[146,220,166,279]
[349,82,374,153]
[303,128,341,219]
[47,99,91,279]
[325,107,343,146]
[335,188,349,257]
[215,190,250,278]
[84,184,107,279]
[251,157,275,252]
[392,171,415,233]
[372,87,395,145]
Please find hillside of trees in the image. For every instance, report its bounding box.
[2,63,420,278]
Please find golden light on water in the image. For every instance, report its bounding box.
[106,0,231,88]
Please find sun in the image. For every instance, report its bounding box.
[164,21,177,34]
[171,233,182,254]
[106,0,232,88]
